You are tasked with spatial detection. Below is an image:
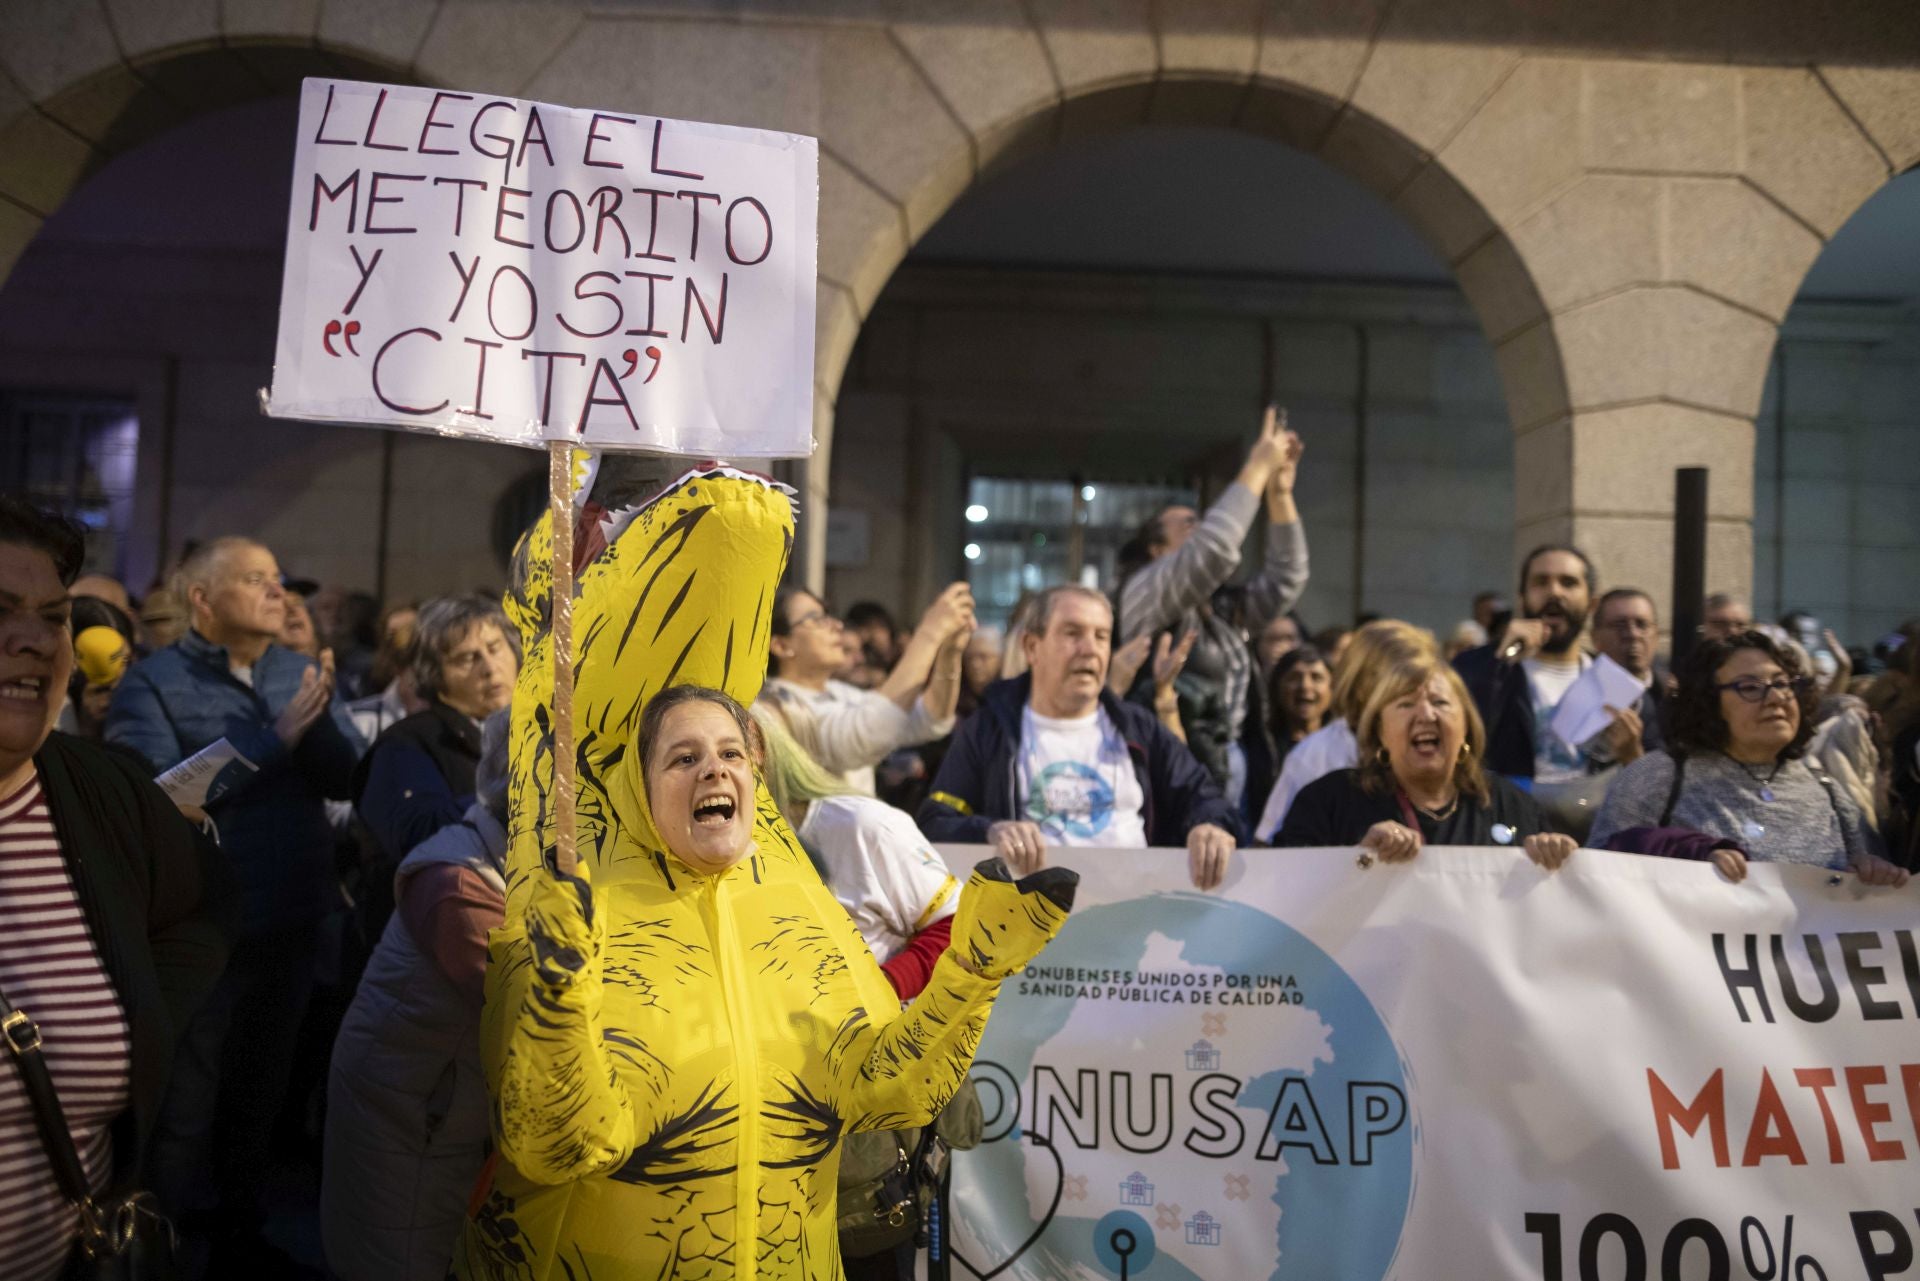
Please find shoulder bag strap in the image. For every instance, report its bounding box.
[0,982,98,1209]
[1658,753,1687,827]
[1807,765,1858,855]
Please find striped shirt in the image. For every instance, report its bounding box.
[0,772,132,1281]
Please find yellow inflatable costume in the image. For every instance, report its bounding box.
[454,463,1074,1281]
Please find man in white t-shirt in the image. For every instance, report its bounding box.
[918,586,1242,889]
[1454,546,1638,841]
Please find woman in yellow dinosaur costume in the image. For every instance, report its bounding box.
[454,461,1075,1281]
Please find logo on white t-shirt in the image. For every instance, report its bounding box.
[1025,760,1118,839]
[1019,706,1148,847]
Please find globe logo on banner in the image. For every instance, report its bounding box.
[955,892,1415,1280]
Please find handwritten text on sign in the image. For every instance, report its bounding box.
[267,79,818,456]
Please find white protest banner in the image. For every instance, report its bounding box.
[267,78,817,456]
[935,845,1920,1281]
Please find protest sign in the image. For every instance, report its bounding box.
[935,844,1920,1281]
[267,77,818,456]
[1551,652,1651,751]
[266,77,821,872]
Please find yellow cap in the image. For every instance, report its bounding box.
[74,626,131,687]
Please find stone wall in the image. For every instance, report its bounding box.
[3,206,1913,649]
[0,240,538,597]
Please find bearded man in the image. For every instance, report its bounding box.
[1452,544,1599,786]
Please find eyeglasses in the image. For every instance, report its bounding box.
[788,610,840,632]
[1716,676,1813,703]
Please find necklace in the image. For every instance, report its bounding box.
[1398,787,1459,824]
[1733,755,1785,802]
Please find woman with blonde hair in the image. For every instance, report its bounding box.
[748,704,959,999]
[1254,619,1437,842]
[749,705,965,1280]
[1276,649,1575,868]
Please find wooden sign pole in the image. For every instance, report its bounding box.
[547,439,578,876]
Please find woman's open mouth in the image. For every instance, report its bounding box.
[1408,727,1443,756]
[693,794,736,827]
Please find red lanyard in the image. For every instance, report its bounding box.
[1395,789,1422,830]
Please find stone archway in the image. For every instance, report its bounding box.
[792,65,1573,594]
[814,77,1559,623]
[0,38,418,278]
[8,3,1920,609]
[782,22,1920,610]
[4,7,1569,597]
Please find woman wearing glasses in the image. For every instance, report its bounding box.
[1590,630,1908,885]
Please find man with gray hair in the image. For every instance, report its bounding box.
[1701,592,1752,641]
[918,584,1242,890]
[351,594,519,941]
[106,534,363,1272]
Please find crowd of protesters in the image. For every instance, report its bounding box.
[2,417,1918,1280]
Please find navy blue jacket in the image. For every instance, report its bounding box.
[1452,643,1537,779]
[105,629,364,934]
[916,674,1243,846]
[351,700,481,871]
[1453,643,1665,780]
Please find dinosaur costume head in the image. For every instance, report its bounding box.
[500,458,798,900]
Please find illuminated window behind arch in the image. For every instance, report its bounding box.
[0,394,139,578]
[963,476,1195,628]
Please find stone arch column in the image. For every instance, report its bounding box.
[1433,60,1916,617]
